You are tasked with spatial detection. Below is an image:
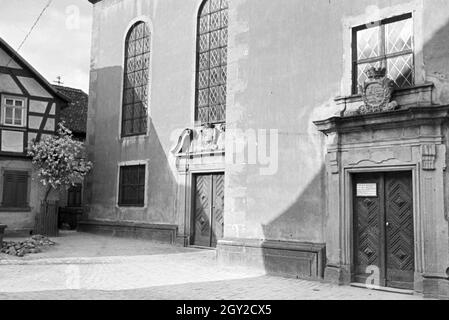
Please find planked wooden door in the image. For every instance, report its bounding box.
[192,173,225,248]
[384,172,414,289]
[353,172,414,289]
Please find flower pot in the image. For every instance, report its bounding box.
[0,224,6,249]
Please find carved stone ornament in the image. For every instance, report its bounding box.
[200,123,218,151]
[357,67,398,115]
[422,144,437,171]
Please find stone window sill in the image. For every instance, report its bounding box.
[335,83,435,106]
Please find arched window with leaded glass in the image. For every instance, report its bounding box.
[122,21,151,137]
[195,0,228,125]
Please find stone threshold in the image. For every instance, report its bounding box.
[350,282,414,295]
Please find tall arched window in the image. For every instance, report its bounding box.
[196,0,228,125]
[122,21,151,137]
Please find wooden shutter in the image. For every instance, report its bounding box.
[2,171,28,208]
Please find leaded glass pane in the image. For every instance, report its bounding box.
[210,12,221,31]
[200,15,209,33]
[387,54,414,88]
[209,86,219,105]
[210,67,221,86]
[221,10,228,27]
[386,18,413,54]
[218,85,226,103]
[199,89,209,107]
[199,34,210,52]
[122,21,150,136]
[210,0,221,12]
[354,15,414,93]
[210,49,221,67]
[357,27,380,60]
[199,52,209,70]
[210,30,220,49]
[220,29,228,47]
[199,70,209,89]
[196,0,228,124]
[198,106,209,124]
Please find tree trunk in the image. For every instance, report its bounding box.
[44,186,53,202]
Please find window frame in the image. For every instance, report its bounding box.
[121,21,151,138]
[1,95,27,128]
[117,164,146,207]
[194,0,229,126]
[351,12,414,94]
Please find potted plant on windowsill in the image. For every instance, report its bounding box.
[27,123,93,237]
[0,224,6,249]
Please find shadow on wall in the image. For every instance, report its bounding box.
[84,65,178,232]
[260,165,326,280]
[258,16,449,282]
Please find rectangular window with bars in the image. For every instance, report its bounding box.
[1,171,29,208]
[118,165,145,207]
[352,13,414,94]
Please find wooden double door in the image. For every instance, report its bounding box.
[353,171,414,289]
[192,173,224,248]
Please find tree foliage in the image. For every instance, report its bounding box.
[27,123,93,201]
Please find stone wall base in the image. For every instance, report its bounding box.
[78,220,178,244]
[324,264,351,285]
[217,238,326,280]
[423,276,449,300]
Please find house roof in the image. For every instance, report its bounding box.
[0,37,70,103]
[53,85,88,135]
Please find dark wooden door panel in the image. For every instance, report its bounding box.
[193,174,212,247]
[353,174,383,281]
[211,173,225,247]
[353,171,414,289]
[385,172,414,289]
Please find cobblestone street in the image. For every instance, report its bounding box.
[0,232,428,300]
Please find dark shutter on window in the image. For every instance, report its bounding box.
[118,165,145,207]
[2,171,29,208]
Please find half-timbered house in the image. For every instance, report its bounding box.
[0,37,68,235]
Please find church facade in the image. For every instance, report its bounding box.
[83,0,449,298]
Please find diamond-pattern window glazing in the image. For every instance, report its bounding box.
[122,22,150,137]
[353,13,414,94]
[196,0,228,125]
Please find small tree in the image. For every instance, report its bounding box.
[28,123,93,202]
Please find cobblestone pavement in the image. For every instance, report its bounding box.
[0,232,428,300]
